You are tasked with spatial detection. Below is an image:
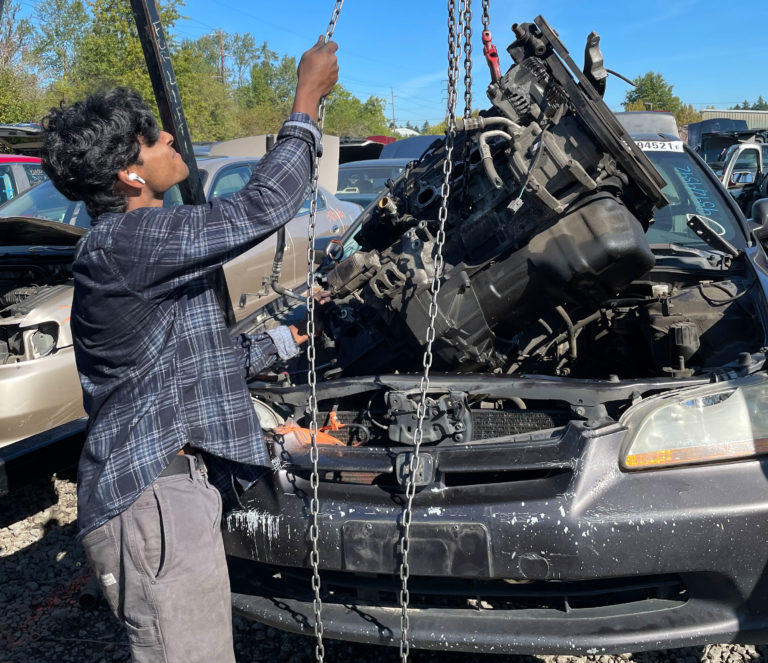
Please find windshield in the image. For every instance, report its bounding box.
[640,144,744,249]
[337,164,407,195]
[0,179,91,228]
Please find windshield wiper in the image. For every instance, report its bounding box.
[686,214,740,259]
[649,242,737,271]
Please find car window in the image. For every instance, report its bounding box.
[297,191,326,215]
[210,165,253,199]
[0,165,17,204]
[337,165,405,194]
[734,149,759,172]
[23,163,48,186]
[641,144,744,248]
[162,169,209,207]
[762,145,768,170]
[0,179,85,225]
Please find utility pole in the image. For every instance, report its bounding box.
[390,87,397,130]
[219,29,225,85]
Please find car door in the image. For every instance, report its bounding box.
[211,162,284,321]
[285,189,351,283]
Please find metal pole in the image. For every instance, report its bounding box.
[129,0,235,326]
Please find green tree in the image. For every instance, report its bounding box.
[54,0,182,105]
[32,0,88,81]
[623,72,681,114]
[0,68,46,124]
[323,86,389,136]
[0,0,44,125]
[228,32,257,89]
[174,36,239,141]
[242,42,297,111]
[0,0,35,70]
[421,120,447,135]
[624,100,646,112]
[675,103,701,126]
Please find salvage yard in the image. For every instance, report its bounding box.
[0,472,766,663]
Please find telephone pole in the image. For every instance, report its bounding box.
[390,88,397,130]
[218,29,225,85]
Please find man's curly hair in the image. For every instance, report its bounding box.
[41,88,160,219]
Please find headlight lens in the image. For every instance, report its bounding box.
[621,373,768,470]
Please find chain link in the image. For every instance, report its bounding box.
[481,0,490,32]
[306,3,344,662]
[459,0,473,210]
[398,1,460,661]
[461,0,473,118]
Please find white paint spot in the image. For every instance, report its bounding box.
[227,509,282,543]
[427,507,444,516]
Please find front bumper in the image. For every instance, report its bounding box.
[224,420,768,654]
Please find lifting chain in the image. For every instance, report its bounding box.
[461,0,473,117]
[398,1,460,660]
[306,3,344,662]
[481,0,490,32]
[459,0,473,210]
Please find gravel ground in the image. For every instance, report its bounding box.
[2,472,767,663]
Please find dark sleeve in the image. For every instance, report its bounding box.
[232,325,300,380]
[109,114,322,299]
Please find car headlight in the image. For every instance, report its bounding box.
[620,373,768,470]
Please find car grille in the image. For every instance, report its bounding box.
[314,408,571,445]
[228,557,687,615]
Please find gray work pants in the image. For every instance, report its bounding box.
[81,455,236,663]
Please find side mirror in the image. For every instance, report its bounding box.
[311,236,344,265]
[751,199,768,239]
[729,171,755,187]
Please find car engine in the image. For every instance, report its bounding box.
[315,16,674,377]
[242,17,766,448]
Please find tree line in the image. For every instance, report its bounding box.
[730,97,768,111]
[0,0,393,141]
[623,72,766,125]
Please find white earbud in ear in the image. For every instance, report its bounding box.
[127,173,146,184]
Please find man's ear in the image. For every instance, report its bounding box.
[116,169,145,189]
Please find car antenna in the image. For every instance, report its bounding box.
[304,4,344,663]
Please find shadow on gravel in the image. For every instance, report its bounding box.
[0,476,130,663]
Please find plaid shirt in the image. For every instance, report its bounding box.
[73,113,320,538]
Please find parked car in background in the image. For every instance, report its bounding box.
[0,156,361,491]
[222,21,768,655]
[717,142,768,215]
[379,134,440,159]
[335,157,412,207]
[0,155,47,204]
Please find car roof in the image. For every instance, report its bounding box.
[615,111,679,138]
[0,154,41,163]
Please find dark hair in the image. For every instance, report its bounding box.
[41,87,159,219]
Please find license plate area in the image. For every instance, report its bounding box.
[341,521,491,576]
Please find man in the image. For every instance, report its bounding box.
[40,38,338,662]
